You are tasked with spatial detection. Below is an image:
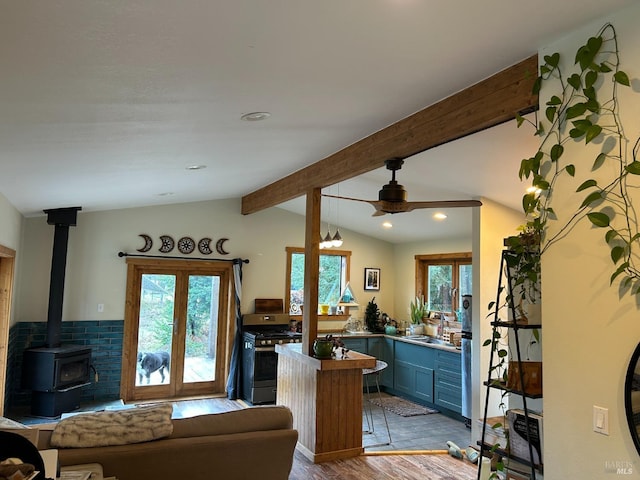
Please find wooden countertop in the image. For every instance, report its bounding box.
[275,343,376,370]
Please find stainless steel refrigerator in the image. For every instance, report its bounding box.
[460,294,472,427]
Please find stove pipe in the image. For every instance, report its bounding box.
[44,207,82,348]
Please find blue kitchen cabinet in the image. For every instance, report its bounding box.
[393,341,434,403]
[341,337,367,354]
[434,349,462,414]
[367,336,394,387]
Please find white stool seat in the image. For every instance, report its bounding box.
[363,360,388,376]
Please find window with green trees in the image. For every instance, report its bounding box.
[416,252,472,316]
[285,247,351,314]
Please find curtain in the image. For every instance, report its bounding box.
[226,258,244,399]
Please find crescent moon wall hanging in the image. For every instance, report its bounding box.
[216,238,230,255]
[137,234,153,252]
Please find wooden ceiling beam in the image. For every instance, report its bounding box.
[241,54,538,215]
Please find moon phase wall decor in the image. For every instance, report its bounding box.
[216,238,229,255]
[177,236,196,254]
[159,235,175,253]
[136,235,230,255]
[198,238,213,255]
[137,234,153,252]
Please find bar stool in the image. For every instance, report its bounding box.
[362,360,392,447]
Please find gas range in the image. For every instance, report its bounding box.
[243,330,302,346]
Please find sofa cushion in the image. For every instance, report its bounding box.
[170,405,292,439]
[51,404,173,448]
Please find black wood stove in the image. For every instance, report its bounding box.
[21,207,92,417]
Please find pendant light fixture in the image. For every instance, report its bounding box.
[320,185,344,249]
[331,184,343,247]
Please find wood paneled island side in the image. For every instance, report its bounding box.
[275,343,376,463]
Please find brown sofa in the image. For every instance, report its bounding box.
[37,406,298,480]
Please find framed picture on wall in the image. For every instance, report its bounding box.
[364,267,380,291]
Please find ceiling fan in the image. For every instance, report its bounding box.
[323,158,482,216]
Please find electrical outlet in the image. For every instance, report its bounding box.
[593,405,609,435]
[97,303,104,313]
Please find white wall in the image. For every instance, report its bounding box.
[540,5,640,477]
[14,198,395,325]
[0,192,23,327]
[472,197,525,442]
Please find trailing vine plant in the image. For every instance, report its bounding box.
[482,23,637,477]
[515,22,639,296]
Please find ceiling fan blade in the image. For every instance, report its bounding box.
[322,193,386,216]
[322,193,374,205]
[404,200,483,211]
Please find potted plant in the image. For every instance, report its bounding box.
[409,296,426,335]
[365,297,382,333]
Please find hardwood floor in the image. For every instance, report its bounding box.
[290,449,478,480]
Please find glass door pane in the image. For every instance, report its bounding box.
[136,274,175,386]
[427,264,453,312]
[183,275,220,384]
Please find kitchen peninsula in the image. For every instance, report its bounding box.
[275,343,376,463]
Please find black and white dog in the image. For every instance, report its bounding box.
[137,351,170,384]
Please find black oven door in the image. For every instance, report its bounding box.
[242,342,278,404]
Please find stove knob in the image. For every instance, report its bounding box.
[261,340,267,346]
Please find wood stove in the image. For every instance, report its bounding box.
[20,206,93,417]
[22,345,92,417]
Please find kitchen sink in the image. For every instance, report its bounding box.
[406,335,451,346]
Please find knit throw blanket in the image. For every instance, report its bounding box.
[51,403,173,448]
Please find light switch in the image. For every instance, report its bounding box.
[97,303,104,313]
[593,405,609,435]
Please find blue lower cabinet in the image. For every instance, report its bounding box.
[341,338,367,354]
[413,365,434,403]
[366,337,394,387]
[393,342,435,403]
[434,350,462,414]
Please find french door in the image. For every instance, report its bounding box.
[121,258,233,402]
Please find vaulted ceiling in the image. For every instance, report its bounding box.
[1,1,635,242]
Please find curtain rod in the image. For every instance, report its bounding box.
[117,251,249,264]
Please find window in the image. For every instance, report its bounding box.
[285,247,351,314]
[415,252,472,316]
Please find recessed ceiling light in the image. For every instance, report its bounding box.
[157,192,175,197]
[186,165,207,170]
[382,221,393,229]
[527,186,542,195]
[433,213,447,220]
[241,112,271,121]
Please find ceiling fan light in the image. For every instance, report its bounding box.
[331,229,343,247]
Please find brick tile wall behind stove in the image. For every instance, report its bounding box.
[5,320,124,411]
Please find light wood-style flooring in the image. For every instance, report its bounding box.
[8,395,478,479]
[290,449,478,480]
